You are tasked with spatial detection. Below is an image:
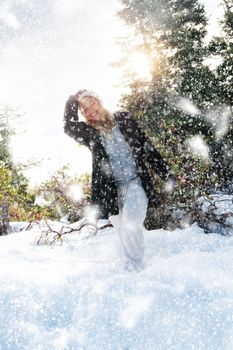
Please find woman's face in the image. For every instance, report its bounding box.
[79,96,103,123]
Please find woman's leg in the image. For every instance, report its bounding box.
[120,179,148,267]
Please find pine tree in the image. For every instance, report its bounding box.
[0,105,17,167]
[0,105,42,223]
[117,0,222,226]
[119,0,218,105]
[118,0,220,138]
[216,0,233,106]
[118,2,215,139]
[208,0,233,190]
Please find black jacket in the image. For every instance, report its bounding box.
[64,107,173,219]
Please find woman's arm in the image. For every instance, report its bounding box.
[63,96,93,148]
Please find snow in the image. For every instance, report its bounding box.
[186,135,209,160]
[1,223,233,349]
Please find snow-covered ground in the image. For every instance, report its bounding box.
[1,223,233,350]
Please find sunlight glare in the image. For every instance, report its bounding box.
[128,51,152,81]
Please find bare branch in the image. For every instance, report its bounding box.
[36,220,113,246]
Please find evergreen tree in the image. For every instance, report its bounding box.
[117,0,223,226]
[119,0,218,107]
[118,2,215,138]
[0,105,17,167]
[0,105,45,221]
[208,0,233,190]
[215,0,233,107]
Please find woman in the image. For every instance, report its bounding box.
[64,89,175,271]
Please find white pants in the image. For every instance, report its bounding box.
[110,178,148,264]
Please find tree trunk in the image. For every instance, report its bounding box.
[0,204,10,236]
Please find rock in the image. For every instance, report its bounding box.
[192,192,233,235]
[225,216,233,228]
[206,222,230,236]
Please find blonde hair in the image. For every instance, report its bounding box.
[78,93,115,134]
[87,108,115,135]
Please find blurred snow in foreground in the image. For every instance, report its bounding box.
[1,222,233,349]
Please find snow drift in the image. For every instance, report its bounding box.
[1,223,233,349]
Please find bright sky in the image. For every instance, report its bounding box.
[0,0,224,187]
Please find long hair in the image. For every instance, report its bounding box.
[87,108,115,135]
[75,90,115,135]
